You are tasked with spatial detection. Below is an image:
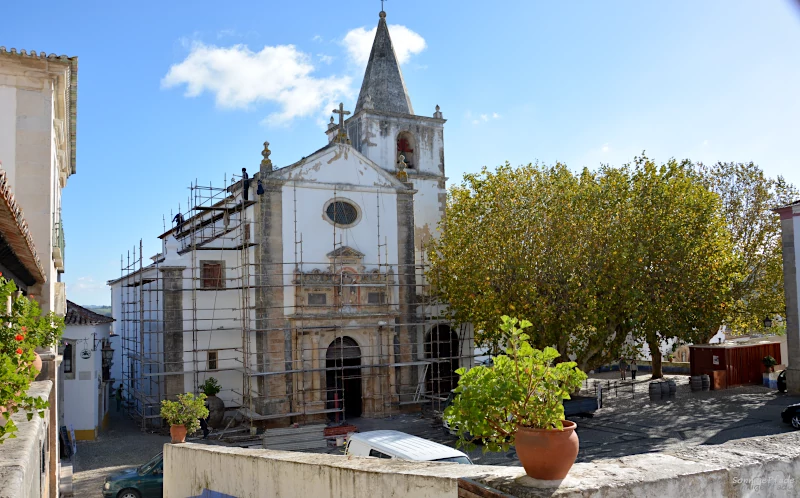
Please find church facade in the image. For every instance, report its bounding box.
[109,11,472,425]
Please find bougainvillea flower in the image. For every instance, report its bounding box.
[21,326,27,332]
[16,347,23,355]
[15,334,24,341]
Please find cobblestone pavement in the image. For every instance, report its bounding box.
[70,408,169,497]
[316,376,800,467]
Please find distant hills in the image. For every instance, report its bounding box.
[83,304,112,317]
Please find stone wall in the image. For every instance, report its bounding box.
[0,381,52,498]
[164,430,800,498]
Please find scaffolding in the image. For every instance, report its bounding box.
[112,172,474,431]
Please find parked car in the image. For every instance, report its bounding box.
[102,452,163,498]
[345,430,473,464]
[781,403,800,429]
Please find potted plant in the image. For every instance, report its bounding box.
[762,356,777,373]
[0,276,61,443]
[444,316,587,480]
[200,377,225,428]
[667,354,675,363]
[160,392,209,443]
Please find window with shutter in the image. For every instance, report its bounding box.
[201,261,224,288]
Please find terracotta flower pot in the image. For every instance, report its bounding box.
[170,424,187,444]
[32,352,42,374]
[515,421,579,480]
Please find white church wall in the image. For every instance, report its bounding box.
[280,182,400,310]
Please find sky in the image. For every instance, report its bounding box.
[4,1,800,305]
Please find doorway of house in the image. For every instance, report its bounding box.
[326,337,362,420]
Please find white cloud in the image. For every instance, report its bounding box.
[217,29,239,39]
[162,42,352,125]
[342,24,426,66]
[703,139,709,146]
[318,54,335,65]
[466,110,501,125]
[601,143,610,152]
[312,35,324,42]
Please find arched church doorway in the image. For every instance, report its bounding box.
[326,337,362,420]
[424,325,459,395]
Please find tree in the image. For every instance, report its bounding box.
[427,157,737,377]
[628,157,735,378]
[697,162,798,337]
[427,163,639,369]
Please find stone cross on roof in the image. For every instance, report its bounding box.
[332,103,351,143]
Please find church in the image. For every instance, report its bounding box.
[109,10,473,427]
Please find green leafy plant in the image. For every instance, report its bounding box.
[1,276,63,443]
[762,356,777,370]
[200,377,221,397]
[444,316,587,452]
[160,393,209,435]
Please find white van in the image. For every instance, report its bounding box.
[345,430,473,465]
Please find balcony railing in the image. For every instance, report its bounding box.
[53,215,65,271]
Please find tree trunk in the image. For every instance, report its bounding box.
[648,338,663,379]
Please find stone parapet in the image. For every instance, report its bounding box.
[164,429,800,498]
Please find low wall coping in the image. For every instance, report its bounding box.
[165,427,800,497]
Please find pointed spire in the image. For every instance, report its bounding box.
[354,11,414,115]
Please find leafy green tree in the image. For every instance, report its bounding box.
[697,162,798,336]
[427,163,638,369]
[628,157,735,378]
[428,157,738,377]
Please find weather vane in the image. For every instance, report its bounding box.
[381,0,387,12]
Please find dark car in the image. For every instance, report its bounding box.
[780,403,800,429]
[102,452,163,498]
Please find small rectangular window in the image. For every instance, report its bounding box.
[201,261,225,289]
[207,351,218,371]
[308,293,327,306]
[367,292,385,305]
[63,343,73,373]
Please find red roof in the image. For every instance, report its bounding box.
[65,300,114,325]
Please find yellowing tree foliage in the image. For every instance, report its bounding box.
[428,156,737,377]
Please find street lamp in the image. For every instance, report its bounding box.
[101,343,114,382]
[763,316,773,329]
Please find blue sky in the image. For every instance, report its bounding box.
[4,1,800,305]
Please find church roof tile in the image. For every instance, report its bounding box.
[354,11,414,115]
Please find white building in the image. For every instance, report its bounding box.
[109,11,472,427]
[0,46,77,497]
[62,301,115,440]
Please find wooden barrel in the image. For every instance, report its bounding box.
[667,379,677,395]
[701,374,711,391]
[690,375,702,392]
[648,382,661,400]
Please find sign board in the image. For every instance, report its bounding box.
[712,355,719,365]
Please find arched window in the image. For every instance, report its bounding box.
[396,132,416,169]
